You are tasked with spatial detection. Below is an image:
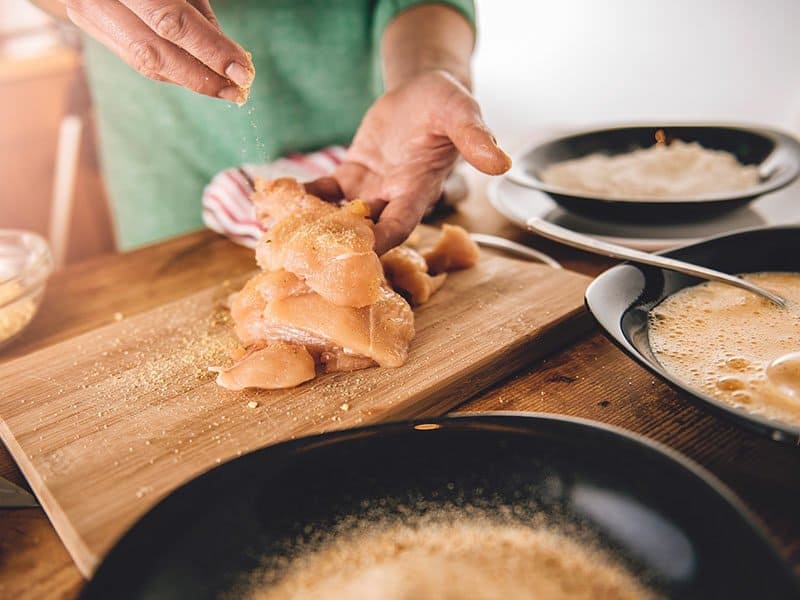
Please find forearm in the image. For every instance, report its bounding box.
[381,3,475,91]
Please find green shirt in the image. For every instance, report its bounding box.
[82,0,475,249]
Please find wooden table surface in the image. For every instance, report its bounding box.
[1,185,799,599]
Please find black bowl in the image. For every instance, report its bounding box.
[80,413,798,599]
[586,225,800,444]
[507,124,800,222]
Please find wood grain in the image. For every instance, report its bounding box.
[3,232,254,361]
[0,237,591,576]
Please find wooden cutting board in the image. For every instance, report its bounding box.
[0,244,591,576]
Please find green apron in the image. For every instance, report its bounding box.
[82,0,474,249]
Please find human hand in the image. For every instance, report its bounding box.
[307,70,511,254]
[63,0,254,102]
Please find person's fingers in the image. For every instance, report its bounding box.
[189,0,220,29]
[147,72,172,83]
[65,1,243,101]
[304,175,387,220]
[61,5,173,85]
[303,177,344,203]
[364,198,388,221]
[120,0,254,88]
[372,191,436,255]
[443,95,512,175]
[329,162,389,220]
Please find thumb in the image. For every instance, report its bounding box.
[445,99,512,175]
[303,176,344,203]
[373,191,432,255]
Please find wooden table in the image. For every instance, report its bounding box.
[1,187,798,599]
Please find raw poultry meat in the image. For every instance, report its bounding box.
[253,179,383,308]
[381,246,447,306]
[210,342,316,391]
[422,223,481,275]
[230,280,414,369]
[213,177,480,390]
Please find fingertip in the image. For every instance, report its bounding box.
[486,141,513,175]
[225,61,254,89]
[460,125,512,175]
[218,86,247,103]
[372,221,406,256]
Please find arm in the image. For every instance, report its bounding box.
[381,3,474,91]
[28,1,254,103]
[307,3,511,254]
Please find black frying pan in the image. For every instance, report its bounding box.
[80,413,798,599]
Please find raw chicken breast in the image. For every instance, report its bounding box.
[210,342,315,390]
[251,177,336,224]
[381,246,447,306]
[231,284,414,368]
[318,349,377,373]
[263,287,414,368]
[422,224,480,275]
[253,178,384,308]
[229,270,310,344]
[214,178,480,391]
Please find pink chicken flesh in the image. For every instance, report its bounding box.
[213,177,479,390]
[253,178,383,308]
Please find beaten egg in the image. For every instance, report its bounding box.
[648,272,800,426]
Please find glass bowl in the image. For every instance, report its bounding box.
[0,229,54,350]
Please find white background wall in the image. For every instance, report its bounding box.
[473,0,800,149]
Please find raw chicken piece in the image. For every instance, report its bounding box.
[422,224,480,275]
[251,177,336,224]
[229,270,310,343]
[229,269,310,315]
[319,349,377,373]
[381,246,447,306]
[210,342,315,390]
[253,178,384,308]
[232,285,414,368]
[214,178,482,391]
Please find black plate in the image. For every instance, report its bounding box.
[586,225,800,444]
[81,413,798,599]
[507,124,800,221]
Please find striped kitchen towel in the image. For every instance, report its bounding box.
[202,146,468,248]
[202,146,349,248]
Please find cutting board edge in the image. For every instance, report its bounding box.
[379,306,596,422]
[0,418,97,577]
